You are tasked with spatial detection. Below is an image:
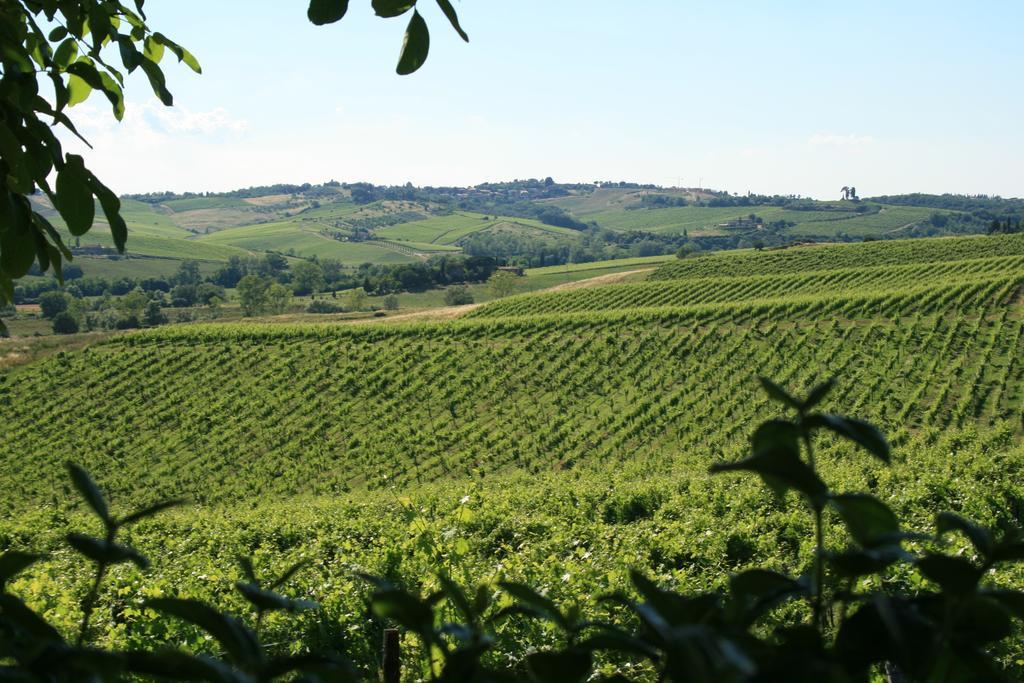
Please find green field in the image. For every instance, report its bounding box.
[196,221,419,264]
[4,233,1024,674]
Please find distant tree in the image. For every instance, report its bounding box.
[291,261,326,296]
[488,271,518,299]
[237,275,269,316]
[929,212,949,228]
[206,296,224,319]
[444,285,475,306]
[61,264,84,280]
[383,294,400,311]
[170,284,198,307]
[38,291,69,319]
[344,287,369,312]
[320,258,344,284]
[173,260,202,286]
[266,283,293,315]
[51,311,79,335]
[675,245,694,259]
[119,289,148,320]
[142,301,168,327]
[257,253,289,280]
[212,256,247,288]
[752,239,766,251]
[196,283,227,305]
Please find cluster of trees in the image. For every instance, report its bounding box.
[869,193,1024,212]
[235,276,293,316]
[629,193,688,209]
[989,218,1023,235]
[37,288,177,335]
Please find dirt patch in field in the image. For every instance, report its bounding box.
[349,304,483,325]
[547,268,656,292]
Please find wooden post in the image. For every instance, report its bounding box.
[382,628,400,683]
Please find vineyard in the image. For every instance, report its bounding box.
[3,232,1024,675]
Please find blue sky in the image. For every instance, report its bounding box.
[65,1,1024,199]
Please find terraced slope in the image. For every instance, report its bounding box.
[468,254,1024,318]
[651,233,1024,280]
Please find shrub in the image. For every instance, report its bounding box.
[51,311,79,334]
[444,285,474,306]
[38,291,69,318]
[306,299,344,314]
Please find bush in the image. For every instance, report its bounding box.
[38,291,69,318]
[51,311,79,334]
[444,285,474,306]
[306,299,344,314]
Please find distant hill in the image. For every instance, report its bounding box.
[25,182,1024,282]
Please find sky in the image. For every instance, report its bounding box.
[61,0,1024,199]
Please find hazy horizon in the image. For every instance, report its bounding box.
[58,1,1024,200]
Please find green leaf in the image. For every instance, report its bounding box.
[710,419,827,500]
[368,587,436,635]
[984,589,1024,620]
[526,649,591,683]
[991,533,1024,564]
[0,195,35,278]
[373,0,416,17]
[152,33,202,74]
[117,35,142,73]
[437,572,474,623]
[86,164,128,251]
[236,582,318,612]
[396,10,429,75]
[97,70,125,120]
[146,598,263,667]
[119,499,183,526]
[143,35,164,63]
[0,552,41,589]
[53,38,78,68]
[270,559,311,590]
[139,57,173,105]
[801,378,834,411]
[66,462,109,522]
[808,414,890,463]
[435,0,469,41]
[307,0,349,25]
[917,554,982,594]
[66,533,149,569]
[498,581,567,629]
[49,27,69,41]
[759,377,801,410]
[126,650,246,683]
[0,594,65,644]
[936,512,993,560]
[67,74,92,106]
[828,493,901,548]
[828,545,909,578]
[237,556,257,583]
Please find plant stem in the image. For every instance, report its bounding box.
[77,562,107,647]
[801,420,826,634]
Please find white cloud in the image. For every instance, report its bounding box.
[71,98,248,140]
[808,133,875,147]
